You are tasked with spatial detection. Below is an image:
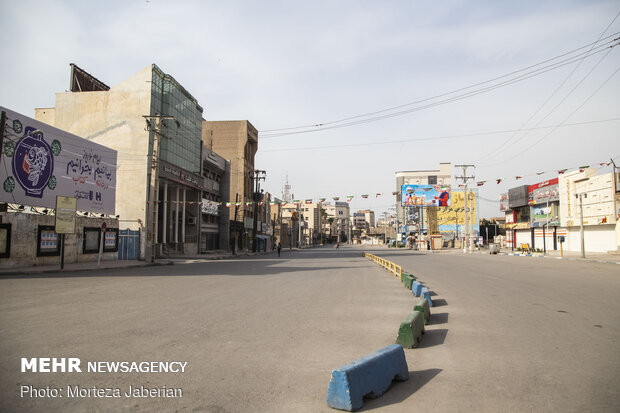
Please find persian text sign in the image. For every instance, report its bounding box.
[55,196,77,234]
[401,185,451,207]
[0,107,116,214]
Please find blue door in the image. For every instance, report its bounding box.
[118,229,140,260]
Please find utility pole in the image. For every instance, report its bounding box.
[455,164,475,253]
[576,193,587,258]
[250,169,266,252]
[144,114,179,263]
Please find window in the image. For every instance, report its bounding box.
[104,228,119,253]
[0,224,11,258]
[37,226,60,257]
[83,227,101,254]
[428,176,437,184]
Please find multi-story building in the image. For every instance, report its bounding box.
[201,148,230,252]
[395,162,452,243]
[357,210,375,228]
[323,202,350,242]
[202,120,258,252]
[501,168,619,253]
[559,168,618,253]
[35,64,219,259]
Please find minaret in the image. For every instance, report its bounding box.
[282,174,292,203]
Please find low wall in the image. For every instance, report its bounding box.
[0,212,119,269]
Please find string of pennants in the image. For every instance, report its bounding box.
[471,161,614,187]
[151,161,614,207]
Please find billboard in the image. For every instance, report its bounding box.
[401,185,451,207]
[436,189,479,234]
[0,107,116,214]
[508,185,529,208]
[528,178,559,205]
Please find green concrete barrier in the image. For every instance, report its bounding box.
[395,311,425,349]
[402,273,415,290]
[414,297,430,325]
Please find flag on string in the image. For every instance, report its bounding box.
[477,181,485,186]
[235,202,242,207]
[516,176,522,180]
[496,179,502,184]
[305,199,313,204]
[258,202,263,206]
[536,171,545,175]
[319,198,326,202]
[579,166,589,172]
[376,193,381,197]
[226,202,231,207]
[246,202,253,206]
[346,196,354,202]
[392,191,399,195]
[270,202,277,206]
[361,194,369,199]
[333,197,340,201]
[558,169,567,174]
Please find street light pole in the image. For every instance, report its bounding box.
[577,193,587,258]
[250,169,266,253]
[144,114,178,263]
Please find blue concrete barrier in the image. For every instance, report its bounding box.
[412,281,424,297]
[326,344,409,411]
[421,287,433,307]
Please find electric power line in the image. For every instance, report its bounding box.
[259,117,620,153]
[259,34,620,138]
[476,12,620,162]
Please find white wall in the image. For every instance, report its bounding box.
[565,225,617,253]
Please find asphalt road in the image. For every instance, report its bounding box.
[0,246,619,412]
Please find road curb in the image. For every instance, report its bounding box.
[500,252,620,265]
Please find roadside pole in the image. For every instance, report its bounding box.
[98,221,107,267]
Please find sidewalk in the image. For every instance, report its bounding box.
[0,249,280,276]
[495,247,620,264]
[393,245,620,265]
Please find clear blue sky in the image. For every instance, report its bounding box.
[1,0,618,218]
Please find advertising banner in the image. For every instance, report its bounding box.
[55,196,77,234]
[401,185,451,207]
[0,107,116,214]
[528,178,559,205]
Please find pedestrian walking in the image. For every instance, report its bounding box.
[277,242,282,257]
[336,242,339,249]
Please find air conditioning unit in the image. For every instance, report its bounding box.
[187,217,196,225]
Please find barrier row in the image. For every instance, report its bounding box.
[326,253,438,411]
[362,252,402,280]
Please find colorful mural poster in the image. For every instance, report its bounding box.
[401,184,451,207]
[0,106,117,214]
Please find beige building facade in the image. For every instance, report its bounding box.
[35,64,215,259]
[202,120,258,251]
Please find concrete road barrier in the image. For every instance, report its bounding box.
[402,273,415,290]
[414,297,430,325]
[395,311,425,349]
[421,287,433,307]
[412,281,424,297]
[326,344,409,411]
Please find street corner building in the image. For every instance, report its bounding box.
[33,64,233,260]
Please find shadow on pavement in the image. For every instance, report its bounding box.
[0,256,361,280]
[361,368,443,411]
[431,298,448,307]
[419,329,448,348]
[429,312,449,325]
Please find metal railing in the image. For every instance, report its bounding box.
[362,252,402,280]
